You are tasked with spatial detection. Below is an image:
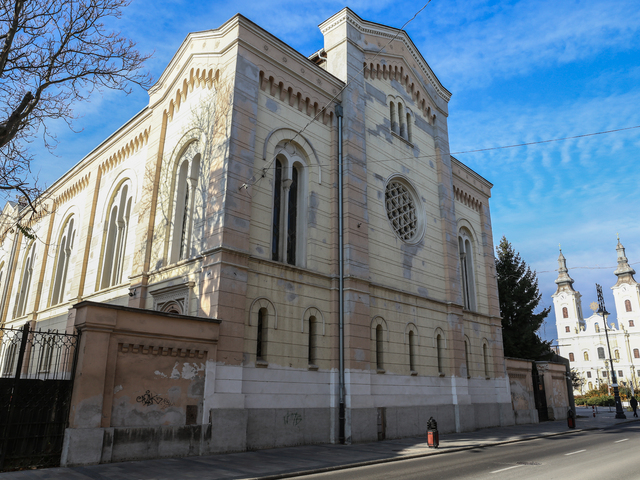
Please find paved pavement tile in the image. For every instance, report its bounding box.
[0,407,636,480]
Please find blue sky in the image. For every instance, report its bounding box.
[18,0,640,344]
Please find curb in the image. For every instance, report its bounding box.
[249,421,639,480]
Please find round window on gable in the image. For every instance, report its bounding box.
[384,176,424,244]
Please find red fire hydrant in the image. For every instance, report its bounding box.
[567,409,575,429]
[427,417,439,448]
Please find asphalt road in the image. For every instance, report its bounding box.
[292,423,640,480]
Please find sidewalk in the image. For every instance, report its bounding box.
[1,407,636,480]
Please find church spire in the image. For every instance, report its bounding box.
[614,236,636,285]
[555,247,575,292]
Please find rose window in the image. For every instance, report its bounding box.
[385,181,419,242]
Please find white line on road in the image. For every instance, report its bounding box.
[565,449,586,455]
[490,465,524,474]
[615,438,629,443]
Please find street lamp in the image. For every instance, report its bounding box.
[596,284,626,419]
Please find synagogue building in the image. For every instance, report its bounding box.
[0,9,512,464]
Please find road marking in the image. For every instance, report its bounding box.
[490,465,524,474]
[615,438,629,443]
[565,449,586,456]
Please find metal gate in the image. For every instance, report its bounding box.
[532,363,549,422]
[0,323,79,471]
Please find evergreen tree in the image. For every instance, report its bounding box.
[496,236,551,360]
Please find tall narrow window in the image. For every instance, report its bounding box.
[565,326,570,333]
[2,343,17,377]
[256,308,267,362]
[100,183,132,289]
[569,352,575,362]
[408,331,415,372]
[595,323,600,333]
[398,102,405,138]
[587,371,592,378]
[562,307,568,318]
[483,343,490,378]
[464,339,470,377]
[634,348,639,359]
[459,233,476,311]
[376,325,384,370]
[389,101,397,134]
[51,217,76,306]
[436,334,443,374]
[597,347,605,359]
[272,159,283,261]
[625,299,632,312]
[584,351,589,361]
[588,381,593,390]
[286,166,298,265]
[630,320,635,327]
[171,154,200,263]
[15,242,36,318]
[271,153,305,266]
[308,316,317,366]
[615,349,620,360]
[406,113,412,142]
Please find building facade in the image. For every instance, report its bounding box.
[553,241,640,394]
[0,9,511,461]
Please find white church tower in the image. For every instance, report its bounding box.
[611,238,640,330]
[552,249,585,339]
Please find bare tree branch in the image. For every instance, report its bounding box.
[0,0,152,210]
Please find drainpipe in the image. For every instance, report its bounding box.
[335,104,345,444]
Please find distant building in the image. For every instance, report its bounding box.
[553,240,640,394]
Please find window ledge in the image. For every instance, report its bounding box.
[410,370,418,376]
[377,368,386,374]
[308,364,319,371]
[256,360,268,368]
[391,131,414,146]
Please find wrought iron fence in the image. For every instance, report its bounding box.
[0,323,80,471]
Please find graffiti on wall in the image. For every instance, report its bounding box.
[136,390,174,409]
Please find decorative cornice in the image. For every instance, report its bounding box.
[98,127,151,176]
[319,8,452,103]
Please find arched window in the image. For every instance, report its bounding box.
[15,241,36,318]
[588,381,593,390]
[436,334,444,375]
[271,149,306,266]
[408,330,416,372]
[458,230,476,311]
[100,182,132,290]
[256,308,268,362]
[595,323,600,333]
[308,315,317,367]
[170,150,200,264]
[615,349,620,360]
[376,324,384,371]
[625,299,632,312]
[597,347,605,359]
[389,101,397,134]
[634,348,639,359]
[483,343,490,378]
[562,307,568,318]
[569,352,575,362]
[464,338,470,378]
[584,351,589,361]
[51,216,76,306]
[398,102,405,138]
[406,112,412,142]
